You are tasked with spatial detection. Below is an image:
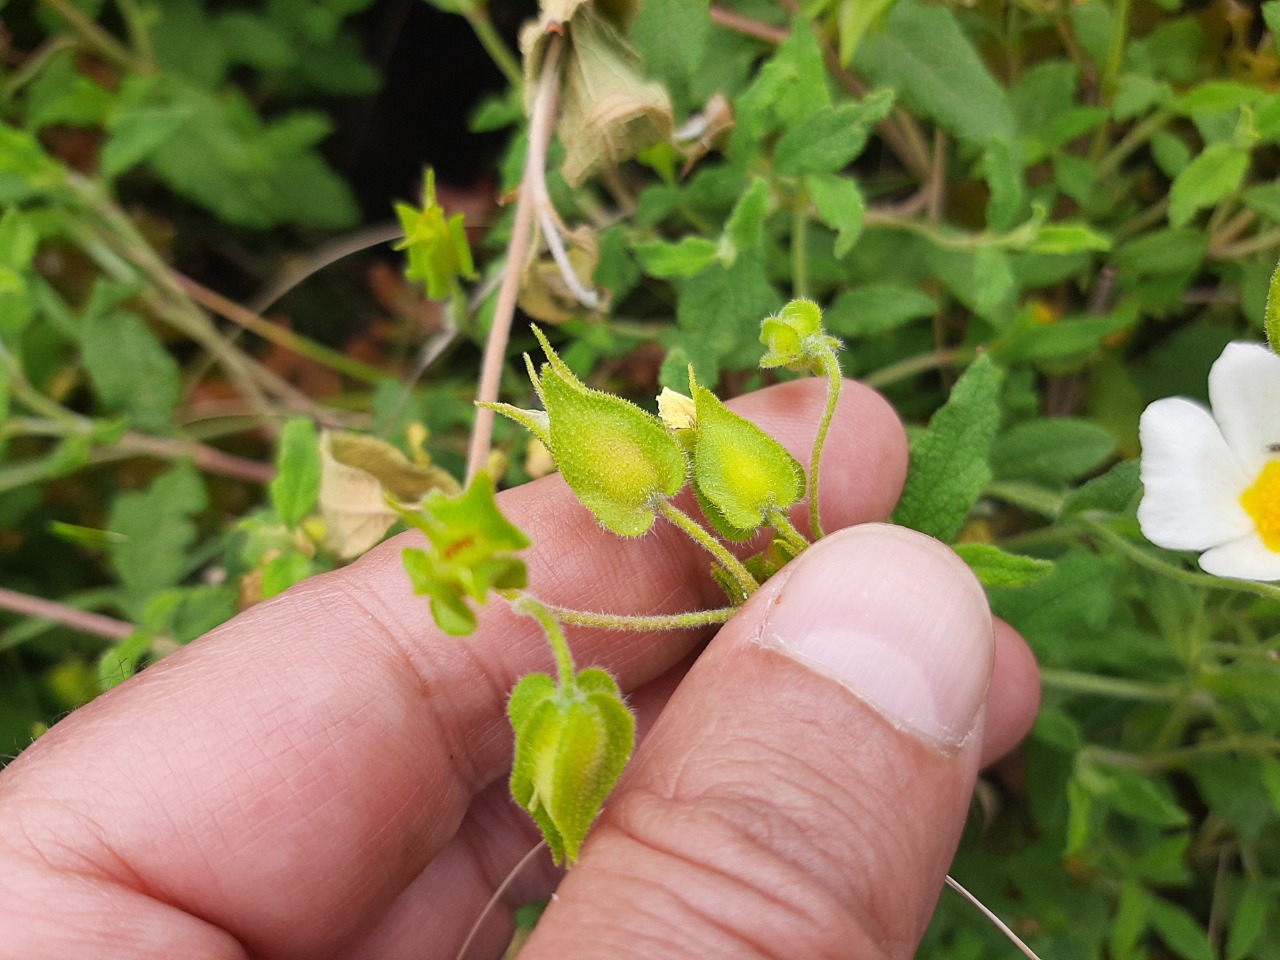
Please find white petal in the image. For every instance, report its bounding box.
[1137,397,1253,549]
[1199,532,1280,581]
[1208,341,1280,476]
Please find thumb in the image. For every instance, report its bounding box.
[523,523,995,960]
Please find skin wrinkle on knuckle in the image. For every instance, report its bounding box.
[592,787,887,960]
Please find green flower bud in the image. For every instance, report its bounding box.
[759,298,842,374]
[485,327,688,537]
[508,667,635,866]
[396,472,530,636]
[690,378,804,540]
[394,168,477,301]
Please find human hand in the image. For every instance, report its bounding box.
[0,377,1039,960]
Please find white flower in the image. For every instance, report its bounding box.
[1138,341,1280,581]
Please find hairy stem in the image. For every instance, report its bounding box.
[544,604,736,630]
[766,509,811,556]
[807,350,843,538]
[467,34,564,483]
[514,594,576,686]
[39,0,152,74]
[657,500,759,601]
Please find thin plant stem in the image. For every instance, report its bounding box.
[767,509,811,556]
[1095,109,1173,180]
[861,347,974,390]
[791,182,810,300]
[807,352,842,538]
[455,840,548,960]
[1081,517,1280,602]
[465,9,524,93]
[707,4,789,44]
[657,500,759,601]
[116,0,155,68]
[1040,668,1209,705]
[39,0,152,74]
[1210,227,1280,262]
[514,595,576,686]
[0,587,137,641]
[544,604,736,630]
[467,34,564,483]
[944,875,1044,960]
[176,274,388,386]
[1088,0,1132,163]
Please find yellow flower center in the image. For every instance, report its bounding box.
[1240,460,1280,551]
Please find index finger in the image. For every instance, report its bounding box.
[0,378,908,960]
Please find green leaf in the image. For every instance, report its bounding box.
[1061,460,1141,518]
[633,236,719,278]
[1030,222,1112,255]
[81,311,181,433]
[99,632,153,691]
[998,308,1136,363]
[891,354,1004,542]
[1226,887,1268,960]
[24,50,113,131]
[773,93,893,176]
[807,173,864,258]
[627,0,710,109]
[260,552,314,600]
[953,543,1054,588]
[719,176,770,265]
[855,0,1015,146]
[1112,226,1207,276]
[676,249,783,375]
[270,419,321,529]
[824,283,936,337]
[981,140,1023,231]
[0,208,37,269]
[108,464,208,604]
[102,98,198,179]
[1168,142,1249,227]
[1147,898,1214,960]
[835,0,896,64]
[991,418,1116,485]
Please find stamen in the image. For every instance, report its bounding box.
[1240,460,1280,551]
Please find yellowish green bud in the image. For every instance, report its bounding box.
[759,298,842,374]
[508,667,635,866]
[485,327,688,537]
[690,379,804,540]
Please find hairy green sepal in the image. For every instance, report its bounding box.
[759,298,842,374]
[508,667,635,866]
[397,472,530,636]
[394,167,477,300]
[689,377,804,540]
[485,327,687,536]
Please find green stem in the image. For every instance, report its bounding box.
[116,0,155,68]
[767,509,811,556]
[984,481,1066,519]
[658,500,759,601]
[514,595,576,686]
[1040,668,1208,706]
[544,604,736,631]
[861,347,974,390]
[466,10,524,93]
[176,274,388,386]
[1086,737,1280,774]
[1088,0,1132,164]
[791,182,810,300]
[39,0,152,74]
[1080,517,1280,602]
[807,351,842,538]
[1209,228,1280,262]
[1095,109,1173,181]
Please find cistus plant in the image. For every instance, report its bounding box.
[6,1,1280,958]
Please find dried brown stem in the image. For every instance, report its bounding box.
[466,33,564,483]
[0,587,137,641]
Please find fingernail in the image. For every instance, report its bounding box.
[758,524,993,748]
